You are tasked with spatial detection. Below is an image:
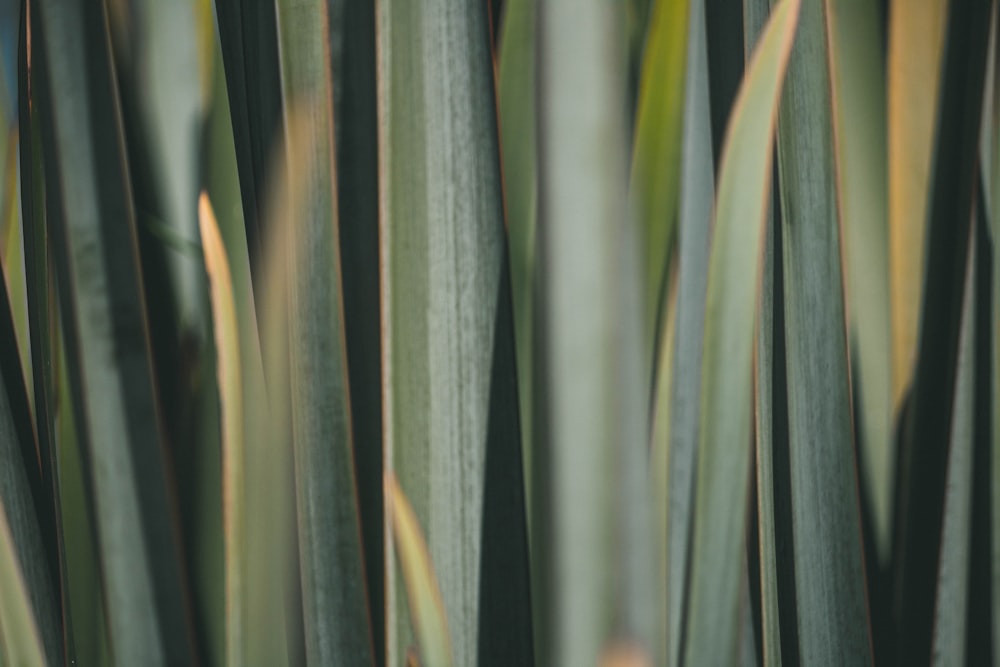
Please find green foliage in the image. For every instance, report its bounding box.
[0,0,997,665]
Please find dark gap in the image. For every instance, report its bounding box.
[770,163,800,667]
[965,185,993,664]
[854,374,893,666]
[332,0,385,663]
[477,249,534,667]
[705,0,744,173]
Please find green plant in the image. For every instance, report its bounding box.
[0,0,996,665]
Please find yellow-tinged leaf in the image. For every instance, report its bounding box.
[198,192,244,667]
[600,642,652,667]
[888,0,949,415]
[630,0,690,357]
[0,503,47,667]
[386,473,453,667]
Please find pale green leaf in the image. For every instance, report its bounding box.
[683,0,799,662]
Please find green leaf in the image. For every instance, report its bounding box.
[683,0,799,662]
[0,501,47,667]
[536,0,653,663]
[34,0,197,661]
[930,221,976,667]
[272,2,374,663]
[199,194,246,667]
[0,285,59,665]
[128,0,206,329]
[377,3,532,666]
[771,0,872,662]
[650,272,676,667]
[659,1,713,663]
[386,474,453,667]
[826,0,893,564]
[629,0,689,357]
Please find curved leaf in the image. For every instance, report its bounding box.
[683,0,799,662]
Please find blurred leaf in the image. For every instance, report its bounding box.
[930,220,976,667]
[535,0,653,663]
[129,0,205,329]
[0,285,59,665]
[683,0,798,662]
[386,474,453,667]
[827,0,892,564]
[377,3,532,666]
[33,0,197,661]
[273,1,374,663]
[198,194,245,667]
[662,1,713,662]
[629,0,689,357]
[650,270,676,667]
[887,0,948,415]
[0,128,28,396]
[772,0,872,662]
[213,0,283,287]
[0,500,46,667]
[893,0,993,661]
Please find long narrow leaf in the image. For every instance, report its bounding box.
[377,3,532,665]
[536,0,653,663]
[34,0,196,661]
[630,0,689,356]
[0,501,46,667]
[273,2,373,663]
[683,0,799,662]
[826,0,892,563]
[772,0,872,662]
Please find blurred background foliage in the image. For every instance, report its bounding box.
[0,0,997,666]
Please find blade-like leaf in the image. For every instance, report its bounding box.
[0,284,59,665]
[771,0,873,662]
[629,0,689,356]
[887,0,947,415]
[198,193,245,667]
[273,2,374,663]
[386,474,453,667]
[827,0,892,564]
[535,0,653,663]
[662,2,713,663]
[683,0,799,662]
[377,3,532,666]
[34,0,197,661]
[650,270,677,667]
[0,501,46,667]
[930,217,976,667]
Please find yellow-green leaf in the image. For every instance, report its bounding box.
[888,0,948,415]
[386,473,453,667]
